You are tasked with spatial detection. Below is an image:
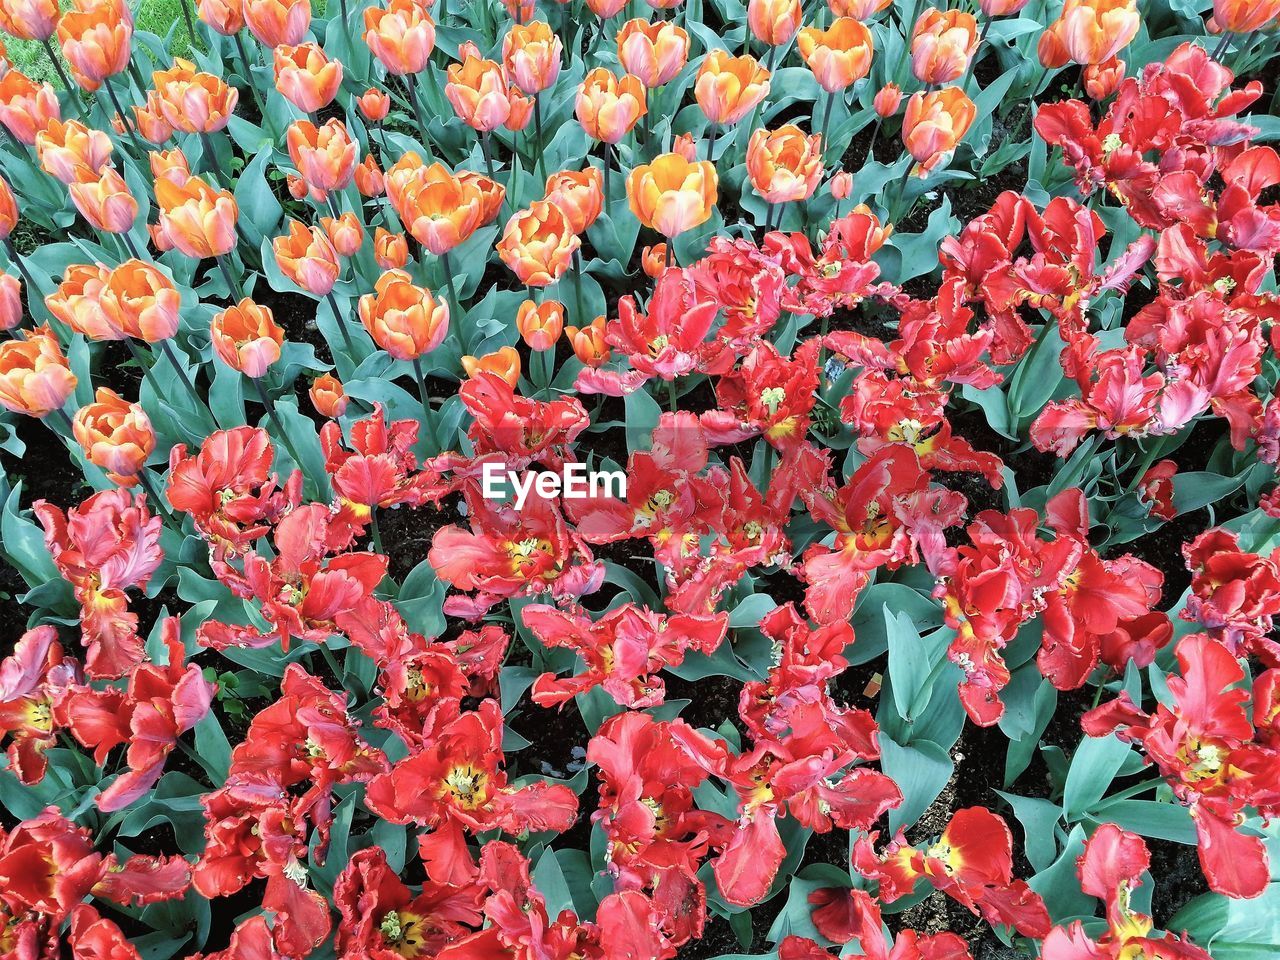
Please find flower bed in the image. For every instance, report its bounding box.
[0,0,1278,958]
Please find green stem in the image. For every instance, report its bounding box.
[411,355,433,426]
[137,469,179,527]
[441,249,461,314]
[369,507,384,555]
[216,256,244,299]
[666,378,677,413]
[325,291,357,355]
[250,375,311,487]
[40,37,78,105]
[157,339,205,413]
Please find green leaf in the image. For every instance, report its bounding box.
[881,738,953,834]
[1063,734,1132,819]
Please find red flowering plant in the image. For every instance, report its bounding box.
[1,0,1280,957]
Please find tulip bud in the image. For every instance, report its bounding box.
[461,346,520,387]
[873,82,903,117]
[831,170,852,200]
[1037,23,1071,68]
[672,132,697,160]
[322,212,364,257]
[211,298,284,378]
[286,173,309,200]
[695,50,770,125]
[565,316,609,367]
[747,125,824,204]
[133,94,173,143]
[0,174,18,240]
[357,87,391,122]
[517,298,565,351]
[641,244,667,278]
[73,386,156,486]
[0,274,23,331]
[796,17,874,92]
[359,269,449,360]
[0,324,77,417]
[1083,55,1125,99]
[617,18,690,88]
[627,152,718,237]
[356,155,386,196]
[309,372,348,417]
[374,227,409,268]
[505,86,534,132]
[576,68,647,145]
[274,42,342,114]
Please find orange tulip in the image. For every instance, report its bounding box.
[0,324,77,417]
[274,43,343,113]
[586,0,627,15]
[910,9,979,85]
[310,373,348,417]
[617,18,689,88]
[497,200,581,287]
[502,20,563,94]
[244,0,309,47]
[57,0,132,92]
[576,68,646,144]
[446,51,511,132]
[902,86,975,174]
[748,0,801,47]
[506,86,534,132]
[516,299,564,351]
[672,131,697,160]
[196,0,245,34]
[155,174,238,259]
[363,0,436,75]
[0,274,22,331]
[641,243,667,278]
[46,263,120,340]
[211,298,284,378]
[796,17,874,92]
[1054,0,1139,65]
[0,175,14,240]
[287,119,358,198]
[1214,0,1280,32]
[273,219,341,297]
[627,152,718,238]
[357,87,391,122]
[0,0,60,40]
[461,346,520,387]
[322,212,364,256]
[358,268,449,360]
[356,155,385,196]
[543,167,604,234]
[386,154,504,255]
[829,0,891,16]
[0,70,61,145]
[101,260,181,341]
[874,82,902,117]
[73,387,156,486]
[152,59,238,134]
[133,93,174,143]
[695,50,770,126]
[565,315,609,367]
[747,125,823,204]
[374,227,409,269]
[69,167,137,234]
[1084,55,1125,99]
[36,119,113,184]
[149,147,191,185]
[1037,25,1071,69]
[830,170,852,201]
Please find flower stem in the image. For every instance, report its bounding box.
[250,375,311,485]
[325,291,357,355]
[411,355,433,430]
[137,469,179,527]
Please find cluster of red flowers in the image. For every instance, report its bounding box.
[0,0,1279,954]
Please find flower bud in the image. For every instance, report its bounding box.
[516,298,565,351]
